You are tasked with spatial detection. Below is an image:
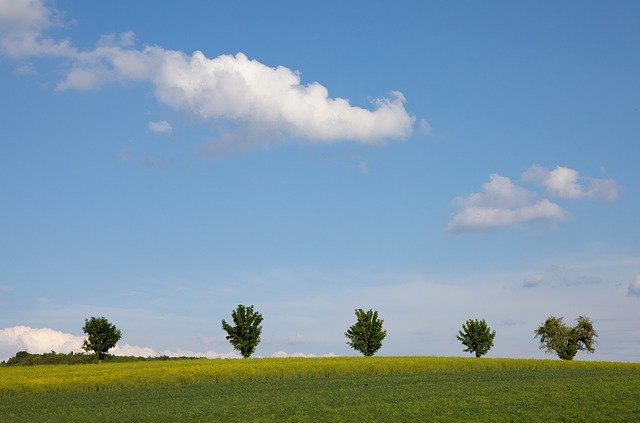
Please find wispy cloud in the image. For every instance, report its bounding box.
[627,275,640,298]
[148,120,172,134]
[0,284,14,293]
[522,274,544,288]
[0,0,415,154]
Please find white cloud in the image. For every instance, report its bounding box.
[587,178,619,202]
[0,0,74,58]
[157,348,240,359]
[627,275,640,298]
[448,174,567,233]
[0,326,84,360]
[0,283,13,293]
[111,343,157,357]
[0,326,240,361]
[0,0,414,152]
[148,120,172,134]
[523,165,619,202]
[270,351,336,358]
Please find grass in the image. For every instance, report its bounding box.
[1,357,639,421]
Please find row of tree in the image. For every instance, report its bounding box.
[81,306,598,361]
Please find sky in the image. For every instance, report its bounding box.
[0,0,639,361]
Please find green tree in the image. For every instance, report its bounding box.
[456,318,496,357]
[534,315,597,360]
[345,309,387,356]
[82,316,122,361]
[221,304,263,358]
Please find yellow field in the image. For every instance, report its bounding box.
[2,356,639,397]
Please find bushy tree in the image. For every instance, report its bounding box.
[82,316,122,361]
[221,304,263,358]
[345,309,387,356]
[456,318,496,357]
[534,316,597,360]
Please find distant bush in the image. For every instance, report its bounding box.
[1,351,205,366]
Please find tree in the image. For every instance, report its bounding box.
[534,316,597,360]
[345,309,387,356]
[221,304,263,358]
[82,316,122,361]
[456,318,496,358]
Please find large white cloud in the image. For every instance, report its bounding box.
[448,174,567,233]
[0,0,415,151]
[0,326,230,361]
[0,326,339,361]
[0,326,84,360]
[522,165,619,202]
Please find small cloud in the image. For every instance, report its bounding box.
[498,319,526,327]
[565,275,602,286]
[148,120,172,134]
[142,156,174,170]
[284,334,305,345]
[14,62,36,75]
[447,174,567,234]
[522,164,619,202]
[357,161,369,174]
[111,343,157,357]
[97,31,136,48]
[157,349,240,359]
[418,118,432,136]
[0,284,14,293]
[627,275,640,298]
[270,351,336,358]
[118,148,133,162]
[586,178,619,202]
[523,274,544,288]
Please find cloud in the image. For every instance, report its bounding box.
[0,284,14,293]
[0,326,84,360]
[448,174,567,233]
[523,165,619,202]
[0,326,241,361]
[0,0,414,152]
[418,118,432,135]
[0,0,74,58]
[627,275,640,298]
[270,351,336,358]
[522,274,544,288]
[148,120,172,134]
[284,333,305,345]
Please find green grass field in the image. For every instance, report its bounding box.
[1,357,639,422]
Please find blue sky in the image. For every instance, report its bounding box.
[0,0,639,361]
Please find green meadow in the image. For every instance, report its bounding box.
[1,357,639,422]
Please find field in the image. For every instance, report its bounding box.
[1,357,639,421]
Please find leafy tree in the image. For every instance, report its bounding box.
[82,316,122,361]
[345,309,387,356]
[221,304,263,358]
[534,316,597,360]
[456,318,496,357]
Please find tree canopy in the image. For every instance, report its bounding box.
[345,309,387,357]
[82,316,122,360]
[221,304,263,358]
[456,318,496,358]
[534,316,597,360]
